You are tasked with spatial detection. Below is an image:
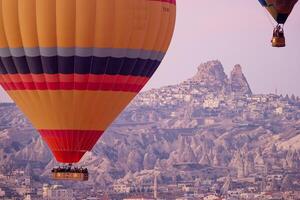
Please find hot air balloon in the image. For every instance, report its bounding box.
[0,0,176,181]
[258,0,298,47]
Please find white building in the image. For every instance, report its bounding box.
[204,118,215,126]
[267,174,284,182]
[43,185,74,200]
[275,107,284,115]
[24,194,32,200]
[240,193,255,199]
[203,194,222,200]
[113,183,131,194]
[203,98,220,109]
[0,188,5,197]
[228,190,242,198]
[43,184,50,198]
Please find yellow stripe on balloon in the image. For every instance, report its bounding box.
[7,90,137,130]
[0,0,175,52]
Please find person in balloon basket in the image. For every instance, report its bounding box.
[52,166,88,174]
[273,24,284,38]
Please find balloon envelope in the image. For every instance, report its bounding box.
[0,0,176,163]
[258,0,298,24]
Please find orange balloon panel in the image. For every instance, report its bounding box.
[0,0,176,163]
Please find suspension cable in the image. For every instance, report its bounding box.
[261,7,277,28]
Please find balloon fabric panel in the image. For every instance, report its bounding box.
[0,0,176,163]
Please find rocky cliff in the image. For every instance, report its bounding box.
[230,64,252,95]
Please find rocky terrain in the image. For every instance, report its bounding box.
[0,60,299,187]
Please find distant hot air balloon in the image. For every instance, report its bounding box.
[0,0,176,180]
[258,0,298,47]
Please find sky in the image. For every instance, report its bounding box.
[145,0,300,96]
[0,1,299,102]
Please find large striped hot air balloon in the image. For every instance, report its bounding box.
[258,0,298,47]
[0,0,176,168]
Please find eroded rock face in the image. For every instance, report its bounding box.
[189,61,252,96]
[230,64,252,95]
[127,150,144,173]
[189,60,229,92]
[143,153,157,170]
[192,61,227,82]
[15,137,51,163]
[286,149,300,169]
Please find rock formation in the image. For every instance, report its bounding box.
[230,64,252,95]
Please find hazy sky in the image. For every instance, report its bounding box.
[0,1,299,102]
[146,0,300,96]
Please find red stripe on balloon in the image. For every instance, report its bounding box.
[0,74,149,92]
[39,130,103,163]
[1,82,145,92]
